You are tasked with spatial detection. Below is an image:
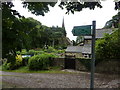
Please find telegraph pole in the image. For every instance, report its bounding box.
[90,21,96,90]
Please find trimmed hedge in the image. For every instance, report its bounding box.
[28,53,57,70]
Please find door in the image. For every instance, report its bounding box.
[65,55,76,69]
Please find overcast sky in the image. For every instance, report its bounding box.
[12,0,118,41]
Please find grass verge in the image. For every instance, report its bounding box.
[1,66,74,74]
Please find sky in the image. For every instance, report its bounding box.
[12,0,118,41]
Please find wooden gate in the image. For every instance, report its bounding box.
[65,55,76,69]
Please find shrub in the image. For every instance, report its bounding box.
[16,51,21,55]
[22,57,30,66]
[15,55,23,68]
[46,46,56,53]
[57,50,65,54]
[28,53,57,70]
[28,49,35,55]
[95,29,120,61]
[2,55,23,70]
[2,60,15,70]
[21,49,28,55]
[2,62,12,70]
[28,49,41,55]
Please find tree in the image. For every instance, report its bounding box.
[58,1,120,14]
[2,2,56,62]
[59,2,102,14]
[2,2,23,63]
[76,36,84,45]
[22,2,56,16]
[103,14,119,28]
[96,29,120,62]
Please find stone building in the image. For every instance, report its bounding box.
[65,28,114,58]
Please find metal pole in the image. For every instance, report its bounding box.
[90,21,96,90]
[0,1,2,59]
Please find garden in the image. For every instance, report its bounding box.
[1,47,66,73]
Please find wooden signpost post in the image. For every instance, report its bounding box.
[72,21,96,90]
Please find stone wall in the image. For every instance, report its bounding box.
[75,59,87,71]
[95,60,120,74]
[52,58,64,69]
[52,58,120,74]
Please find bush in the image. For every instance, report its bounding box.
[95,29,120,61]
[57,50,65,54]
[22,57,30,66]
[28,53,57,70]
[2,55,23,70]
[16,51,21,55]
[15,55,23,68]
[28,49,42,55]
[46,46,57,53]
[21,49,28,55]
[2,62,12,70]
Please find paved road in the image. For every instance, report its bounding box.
[1,71,120,88]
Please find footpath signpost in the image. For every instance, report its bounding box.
[72,25,92,36]
[72,21,96,90]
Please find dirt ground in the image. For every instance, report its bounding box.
[1,70,120,88]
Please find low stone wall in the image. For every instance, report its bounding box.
[75,60,87,71]
[52,58,64,68]
[95,60,120,74]
[52,58,120,74]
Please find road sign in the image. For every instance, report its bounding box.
[72,25,91,36]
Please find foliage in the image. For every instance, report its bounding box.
[2,2,22,61]
[115,1,120,10]
[22,2,56,16]
[58,1,120,15]
[2,62,13,70]
[1,66,72,74]
[15,55,23,68]
[76,36,84,45]
[28,49,43,55]
[20,49,28,55]
[22,57,30,66]
[95,29,120,61]
[59,2,102,14]
[28,53,57,70]
[57,50,65,54]
[2,2,65,64]
[2,55,23,70]
[103,14,119,28]
[45,46,56,53]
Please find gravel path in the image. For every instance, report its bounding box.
[1,70,120,88]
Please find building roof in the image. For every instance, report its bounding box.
[65,45,91,54]
[66,28,114,54]
[84,28,113,39]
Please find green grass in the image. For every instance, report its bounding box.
[1,66,74,74]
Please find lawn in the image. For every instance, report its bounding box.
[0,65,74,74]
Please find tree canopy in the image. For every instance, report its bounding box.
[59,2,102,14]
[22,2,56,16]
[103,14,119,28]
[96,29,120,60]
